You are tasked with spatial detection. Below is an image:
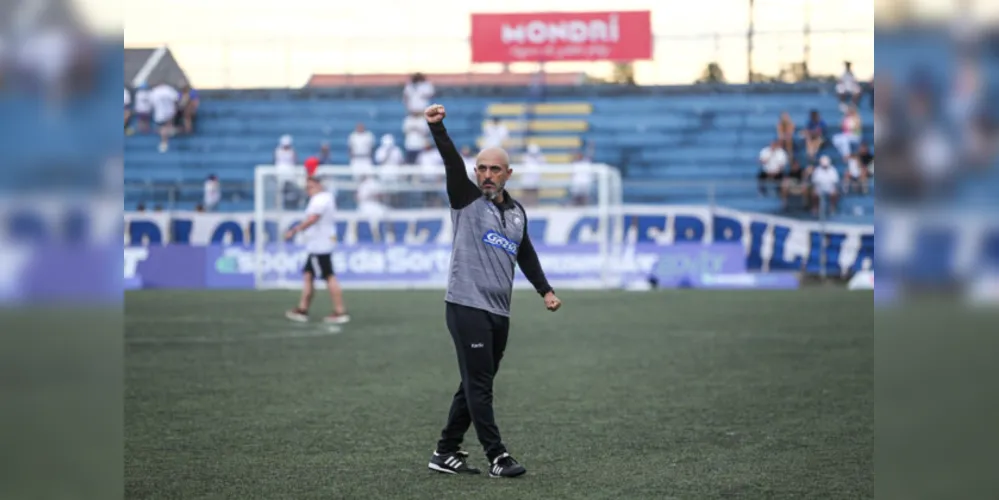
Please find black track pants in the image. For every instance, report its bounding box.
[436,302,510,461]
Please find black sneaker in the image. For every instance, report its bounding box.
[488,452,526,478]
[428,450,480,475]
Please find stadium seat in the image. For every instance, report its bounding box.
[124,84,897,223]
[486,102,592,116]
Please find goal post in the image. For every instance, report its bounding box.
[252,163,623,290]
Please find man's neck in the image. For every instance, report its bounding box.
[485,190,506,205]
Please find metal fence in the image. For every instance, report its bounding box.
[125,177,874,219]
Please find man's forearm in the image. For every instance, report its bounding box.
[293,215,320,233]
[428,121,464,172]
[517,234,553,296]
[429,120,479,208]
[521,258,553,296]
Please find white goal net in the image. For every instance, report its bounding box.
[252,163,623,290]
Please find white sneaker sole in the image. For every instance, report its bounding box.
[324,315,351,324]
[428,463,457,474]
[489,472,527,478]
[285,311,309,323]
[489,468,527,478]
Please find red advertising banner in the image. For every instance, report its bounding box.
[470,11,653,63]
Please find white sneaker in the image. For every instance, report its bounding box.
[285,309,308,322]
[489,452,526,478]
[324,314,350,324]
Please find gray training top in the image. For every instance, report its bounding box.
[428,120,553,317]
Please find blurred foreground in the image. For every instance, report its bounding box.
[876,3,999,499]
[0,0,122,498]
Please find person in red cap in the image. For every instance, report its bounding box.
[304,156,321,177]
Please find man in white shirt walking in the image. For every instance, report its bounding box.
[284,177,350,324]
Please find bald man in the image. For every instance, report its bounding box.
[423,104,561,478]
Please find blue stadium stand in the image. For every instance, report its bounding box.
[125,83,880,221]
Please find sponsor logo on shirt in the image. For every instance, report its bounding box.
[482,230,518,256]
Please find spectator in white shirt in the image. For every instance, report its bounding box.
[832,105,863,160]
[356,175,388,222]
[275,134,301,209]
[758,139,788,196]
[275,134,297,170]
[357,174,392,241]
[375,134,404,172]
[403,72,435,115]
[150,82,180,152]
[203,174,221,211]
[403,111,429,164]
[347,122,376,179]
[842,152,870,195]
[15,24,76,103]
[810,155,841,216]
[836,61,863,112]
[520,143,546,206]
[375,134,404,206]
[482,117,509,149]
[132,82,153,133]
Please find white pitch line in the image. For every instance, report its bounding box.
[126,325,342,344]
[125,316,296,325]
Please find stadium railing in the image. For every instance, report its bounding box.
[125,177,875,221]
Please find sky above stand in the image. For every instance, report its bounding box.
[118,0,885,88]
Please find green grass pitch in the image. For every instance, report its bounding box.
[126,289,873,499]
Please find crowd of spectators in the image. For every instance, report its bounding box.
[756,61,875,218]
[127,69,602,212]
[264,72,594,214]
[125,81,199,153]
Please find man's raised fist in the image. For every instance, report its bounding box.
[425,104,446,123]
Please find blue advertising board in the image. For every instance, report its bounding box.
[123,243,773,290]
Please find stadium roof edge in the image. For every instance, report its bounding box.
[197,81,841,99]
